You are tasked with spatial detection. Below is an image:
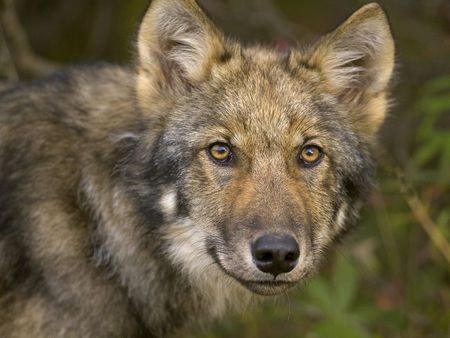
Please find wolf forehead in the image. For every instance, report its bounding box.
[137,0,393,152]
[163,52,344,145]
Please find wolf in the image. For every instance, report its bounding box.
[0,0,395,337]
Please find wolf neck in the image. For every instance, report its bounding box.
[81,161,250,336]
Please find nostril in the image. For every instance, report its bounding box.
[284,252,298,262]
[257,251,274,262]
[251,234,300,276]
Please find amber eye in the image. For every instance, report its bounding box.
[299,145,323,167]
[208,143,233,164]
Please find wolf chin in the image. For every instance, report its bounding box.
[0,0,395,337]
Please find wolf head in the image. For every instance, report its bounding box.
[129,0,394,296]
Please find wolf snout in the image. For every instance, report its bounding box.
[251,235,300,277]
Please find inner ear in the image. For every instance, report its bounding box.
[307,3,395,102]
[339,53,375,101]
[303,3,395,139]
[137,0,226,93]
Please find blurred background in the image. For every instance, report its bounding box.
[0,0,449,337]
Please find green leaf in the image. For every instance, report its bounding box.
[306,278,335,316]
[436,211,450,238]
[332,255,359,311]
[420,75,450,96]
[413,136,442,167]
[351,305,384,325]
[375,310,407,330]
[307,318,370,338]
[439,138,450,174]
[417,95,450,115]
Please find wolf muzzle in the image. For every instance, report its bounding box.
[251,234,300,277]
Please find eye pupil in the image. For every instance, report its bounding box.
[215,146,226,154]
[208,143,233,163]
[299,145,323,167]
[305,148,315,157]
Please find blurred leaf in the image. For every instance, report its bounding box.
[438,139,450,174]
[413,136,442,166]
[307,318,370,338]
[305,278,334,316]
[374,309,407,331]
[351,305,384,325]
[332,255,359,311]
[436,210,450,238]
[420,75,450,96]
[417,95,450,115]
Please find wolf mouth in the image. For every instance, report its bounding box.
[241,281,296,295]
[222,267,298,295]
[207,244,298,295]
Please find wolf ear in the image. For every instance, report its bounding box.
[308,3,395,134]
[137,0,226,103]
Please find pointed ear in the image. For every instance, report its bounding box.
[307,3,395,135]
[136,0,227,105]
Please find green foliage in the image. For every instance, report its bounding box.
[413,75,450,177]
[305,256,369,338]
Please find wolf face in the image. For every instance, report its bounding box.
[131,0,395,296]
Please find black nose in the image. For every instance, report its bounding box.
[251,235,300,277]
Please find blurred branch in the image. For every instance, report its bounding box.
[403,193,450,264]
[0,0,58,78]
[372,192,402,277]
[83,0,113,58]
[0,22,18,81]
[395,168,450,264]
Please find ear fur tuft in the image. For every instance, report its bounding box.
[307,3,395,138]
[309,3,395,101]
[137,0,227,106]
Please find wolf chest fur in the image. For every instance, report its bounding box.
[0,0,395,337]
